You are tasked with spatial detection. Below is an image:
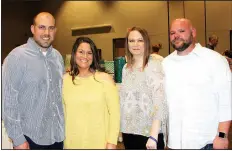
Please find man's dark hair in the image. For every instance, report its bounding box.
[152,43,162,53]
[224,49,232,59]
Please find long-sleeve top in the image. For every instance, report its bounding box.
[162,43,232,149]
[150,53,164,62]
[120,58,168,138]
[2,38,65,147]
[62,72,120,149]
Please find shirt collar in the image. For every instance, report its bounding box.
[27,37,53,54]
[171,43,204,58]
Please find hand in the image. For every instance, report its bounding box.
[213,136,229,149]
[106,143,116,149]
[13,141,30,150]
[146,138,157,149]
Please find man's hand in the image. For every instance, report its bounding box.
[213,136,229,149]
[106,143,116,149]
[13,141,30,150]
[146,138,157,149]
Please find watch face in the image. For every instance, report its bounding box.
[219,132,226,138]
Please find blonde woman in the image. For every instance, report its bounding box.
[120,27,167,149]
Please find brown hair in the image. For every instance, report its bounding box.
[125,27,151,70]
[152,43,162,53]
[69,37,105,84]
[223,49,232,59]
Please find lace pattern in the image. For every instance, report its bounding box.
[120,58,168,143]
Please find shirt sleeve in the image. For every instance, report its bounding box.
[214,56,232,122]
[58,52,65,75]
[119,64,126,101]
[62,74,69,122]
[2,53,26,147]
[148,60,168,122]
[104,80,120,145]
[121,64,127,83]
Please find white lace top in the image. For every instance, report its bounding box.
[120,58,168,138]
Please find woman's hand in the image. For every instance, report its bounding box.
[146,138,157,149]
[106,143,117,149]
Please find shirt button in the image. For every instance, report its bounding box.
[53,114,56,117]
[51,90,54,93]
[49,79,52,82]
[52,102,55,105]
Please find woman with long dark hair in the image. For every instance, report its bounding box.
[62,37,120,149]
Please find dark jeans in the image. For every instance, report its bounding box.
[201,144,213,150]
[122,133,165,150]
[24,135,63,150]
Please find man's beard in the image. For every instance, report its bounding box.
[171,35,193,52]
[171,41,191,52]
[35,37,52,49]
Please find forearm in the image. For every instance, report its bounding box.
[213,120,231,149]
[107,104,120,144]
[2,56,25,147]
[3,107,26,147]
[218,120,231,135]
[2,79,23,146]
[150,120,161,139]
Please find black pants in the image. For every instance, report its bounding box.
[24,135,63,150]
[122,133,165,150]
[200,144,213,150]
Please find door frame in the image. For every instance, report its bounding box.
[113,38,126,59]
[230,30,232,50]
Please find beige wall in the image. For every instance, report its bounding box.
[185,1,205,45]
[206,1,232,53]
[168,1,184,53]
[54,1,168,60]
[168,1,231,54]
[2,1,232,62]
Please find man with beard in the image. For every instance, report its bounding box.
[162,18,231,149]
[206,34,219,50]
[2,12,65,149]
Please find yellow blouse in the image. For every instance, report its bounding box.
[62,72,120,149]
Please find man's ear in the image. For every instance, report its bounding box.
[54,27,57,34]
[31,25,35,34]
[192,28,197,38]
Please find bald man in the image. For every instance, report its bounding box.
[2,12,65,149]
[206,34,219,50]
[162,18,231,149]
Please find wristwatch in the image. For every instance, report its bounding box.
[218,132,227,138]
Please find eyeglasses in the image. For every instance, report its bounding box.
[35,25,56,32]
